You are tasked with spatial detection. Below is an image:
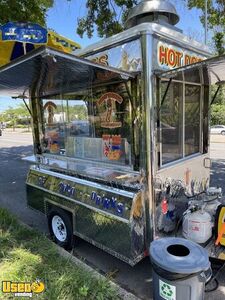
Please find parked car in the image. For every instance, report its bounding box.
[210,125,225,135]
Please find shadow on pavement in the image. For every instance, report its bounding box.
[0,145,33,158]
[0,144,48,233]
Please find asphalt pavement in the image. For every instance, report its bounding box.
[1,129,225,299]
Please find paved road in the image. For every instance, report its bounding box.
[1,130,225,299]
[0,131,48,232]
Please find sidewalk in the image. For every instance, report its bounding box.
[3,127,31,133]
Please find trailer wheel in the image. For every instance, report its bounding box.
[48,208,73,250]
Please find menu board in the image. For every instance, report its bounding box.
[65,136,130,165]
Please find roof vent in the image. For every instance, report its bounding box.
[125,0,180,29]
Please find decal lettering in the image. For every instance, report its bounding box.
[158,42,204,69]
[91,192,124,216]
[58,182,76,197]
[38,176,47,187]
[116,203,124,215]
[91,54,109,66]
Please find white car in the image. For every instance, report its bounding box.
[211,125,225,135]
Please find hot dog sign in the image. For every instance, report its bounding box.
[97,92,123,129]
[157,41,206,70]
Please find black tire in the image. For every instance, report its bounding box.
[48,208,73,250]
[221,131,225,135]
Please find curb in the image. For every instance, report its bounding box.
[57,246,142,300]
[18,220,142,300]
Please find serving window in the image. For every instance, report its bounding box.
[159,76,202,166]
[40,81,137,170]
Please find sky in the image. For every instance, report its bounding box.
[0,0,206,112]
[46,0,206,46]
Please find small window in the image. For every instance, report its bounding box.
[159,80,202,166]
[184,69,200,83]
[185,85,201,156]
[161,82,183,164]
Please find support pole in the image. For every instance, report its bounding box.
[205,0,208,45]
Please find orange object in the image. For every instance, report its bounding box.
[215,222,225,246]
[161,197,168,215]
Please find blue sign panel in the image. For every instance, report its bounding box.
[1,22,47,44]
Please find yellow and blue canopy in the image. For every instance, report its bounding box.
[0,22,81,67]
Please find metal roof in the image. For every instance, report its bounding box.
[0,46,135,99]
[126,0,179,28]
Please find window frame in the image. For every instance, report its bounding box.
[158,72,203,168]
[39,79,141,173]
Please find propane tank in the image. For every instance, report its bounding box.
[182,209,212,244]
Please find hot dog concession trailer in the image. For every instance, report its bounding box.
[1,0,225,265]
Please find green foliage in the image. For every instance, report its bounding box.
[0,103,30,123]
[213,31,225,55]
[211,104,225,125]
[210,86,225,125]
[0,207,121,300]
[77,0,138,38]
[0,0,54,26]
[68,105,88,121]
[187,0,225,54]
[76,0,225,52]
[0,104,31,130]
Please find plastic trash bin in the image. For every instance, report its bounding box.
[150,238,211,300]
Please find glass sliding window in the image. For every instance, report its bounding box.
[185,85,201,156]
[41,81,134,168]
[184,69,200,83]
[161,82,183,164]
[42,99,66,154]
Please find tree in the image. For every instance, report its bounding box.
[211,104,225,125]
[76,0,225,54]
[187,0,225,54]
[1,103,31,131]
[77,0,138,38]
[0,0,54,26]
[76,0,195,38]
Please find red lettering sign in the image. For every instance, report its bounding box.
[158,43,204,69]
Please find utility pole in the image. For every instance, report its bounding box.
[205,0,208,45]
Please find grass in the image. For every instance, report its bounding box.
[0,208,121,300]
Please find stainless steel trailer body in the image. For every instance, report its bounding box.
[75,20,212,252]
[0,0,225,265]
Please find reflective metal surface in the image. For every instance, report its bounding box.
[26,167,145,265]
[27,167,136,220]
[86,39,142,72]
[0,46,135,98]
[22,10,216,266]
[76,23,210,64]
[126,0,180,28]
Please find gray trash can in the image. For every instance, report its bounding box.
[150,238,211,300]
